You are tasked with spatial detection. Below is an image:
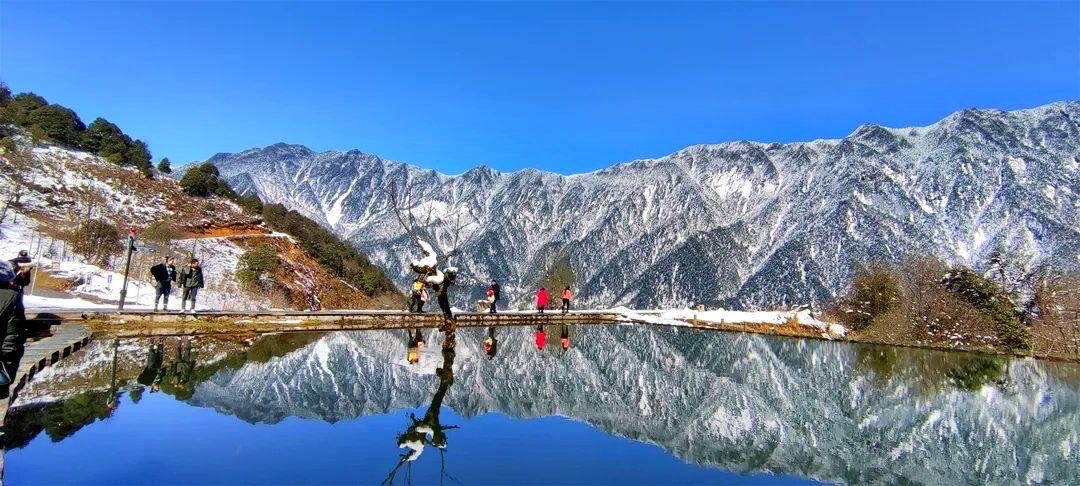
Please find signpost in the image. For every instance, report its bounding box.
[118,229,137,310]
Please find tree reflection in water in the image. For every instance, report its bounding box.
[383,328,460,486]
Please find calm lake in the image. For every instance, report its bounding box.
[4,325,1079,485]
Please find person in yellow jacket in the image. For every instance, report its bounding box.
[409,278,427,313]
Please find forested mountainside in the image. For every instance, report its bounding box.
[211,102,1079,309]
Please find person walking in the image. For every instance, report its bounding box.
[0,262,25,396]
[178,258,204,313]
[488,280,501,314]
[409,278,425,313]
[536,287,548,313]
[534,325,546,350]
[560,325,571,351]
[150,256,177,312]
[418,284,428,313]
[561,286,573,314]
[435,270,457,328]
[9,250,32,323]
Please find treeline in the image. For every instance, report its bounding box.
[831,256,1079,358]
[180,162,396,297]
[0,82,170,177]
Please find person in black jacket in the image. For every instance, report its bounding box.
[9,250,31,323]
[0,261,25,397]
[177,258,204,313]
[149,256,177,312]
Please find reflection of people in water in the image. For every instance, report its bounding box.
[137,339,166,392]
[535,325,546,350]
[406,329,425,365]
[385,329,460,484]
[483,327,497,360]
[160,339,196,400]
[560,325,571,352]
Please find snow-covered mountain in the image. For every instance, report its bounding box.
[209,102,1080,308]
[189,327,1080,484]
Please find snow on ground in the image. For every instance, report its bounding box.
[0,212,261,311]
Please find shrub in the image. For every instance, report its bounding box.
[943,268,1030,351]
[847,265,901,330]
[70,219,122,266]
[237,244,281,288]
[140,221,180,245]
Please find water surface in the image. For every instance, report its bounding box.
[5,325,1078,484]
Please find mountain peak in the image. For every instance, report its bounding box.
[210,102,1079,309]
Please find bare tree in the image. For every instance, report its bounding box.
[378,178,478,270]
[0,141,30,225]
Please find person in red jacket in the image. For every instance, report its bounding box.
[561,286,573,314]
[535,325,546,350]
[536,287,548,313]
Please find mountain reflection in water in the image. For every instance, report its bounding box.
[5,324,1080,485]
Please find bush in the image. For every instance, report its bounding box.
[847,265,901,330]
[180,162,234,198]
[237,244,280,288]
[140,221,180,245]
[70,219,122,266]
[236,193,263,214]
[943,268,1030,351]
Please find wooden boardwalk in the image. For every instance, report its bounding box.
[30,309,624,338]
[0,323,93,482]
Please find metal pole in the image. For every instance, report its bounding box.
[28,236,47,297]
[118,232,136,310]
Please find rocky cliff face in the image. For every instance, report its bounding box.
[189,327,1080,484]
[209,102,1080,308]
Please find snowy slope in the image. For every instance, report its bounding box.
[210,102,1080,309]
[0,137,386,311]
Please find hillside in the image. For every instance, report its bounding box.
[0,136,398,311]
[210,102,1080,309]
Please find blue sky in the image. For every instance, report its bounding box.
[1,1,1077,174]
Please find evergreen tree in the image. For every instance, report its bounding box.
[0,82,11,107]
[26,104,86,147]
[157,157,172,173]
[1,92,47,126]
[179,162,226,197]
[127,139,153,178]
[82,117,124,152]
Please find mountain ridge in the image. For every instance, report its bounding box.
[209,101,1080,309]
